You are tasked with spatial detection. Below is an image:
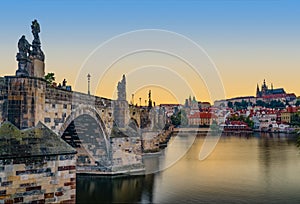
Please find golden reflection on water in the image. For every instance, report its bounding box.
[77,134,300,203]
[153,134,300,203]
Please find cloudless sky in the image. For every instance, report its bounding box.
[0,0,299,103]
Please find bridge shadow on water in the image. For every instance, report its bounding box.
[76,174,155,203]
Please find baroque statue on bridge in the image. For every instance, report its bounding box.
[17,35,31,55]
[15,19,45,77]
[117,74,126,101]
[16,35,31,76]
[30,19,44,61]
[31,19,41,41]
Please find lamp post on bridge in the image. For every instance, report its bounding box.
[87,73,91,95]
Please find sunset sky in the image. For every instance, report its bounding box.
[0,1,299,104]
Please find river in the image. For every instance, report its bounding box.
[77,133,300,203]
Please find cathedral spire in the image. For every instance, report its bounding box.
[256,83,260,97]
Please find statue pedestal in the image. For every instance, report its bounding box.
[16,69,29,77]
[32,59,45,78]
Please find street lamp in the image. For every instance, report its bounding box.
[87,73,91,95]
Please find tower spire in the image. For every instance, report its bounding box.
[256,83,260,97]
[148,90,152,108]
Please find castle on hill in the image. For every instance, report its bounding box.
[256,79,296,101]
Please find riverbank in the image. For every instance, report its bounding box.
[172,127,297,134]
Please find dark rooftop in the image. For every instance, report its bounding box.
[0,122,76,159]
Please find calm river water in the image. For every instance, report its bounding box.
[77,133,300,203]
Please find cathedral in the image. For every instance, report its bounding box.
[256,79,286,98]
[256,79,296,102]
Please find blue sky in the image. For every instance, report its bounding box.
[0,0,299,102]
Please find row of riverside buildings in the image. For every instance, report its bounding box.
[160,79,299,132]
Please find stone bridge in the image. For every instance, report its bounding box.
[0,20,166,175]
[0,75,149,174]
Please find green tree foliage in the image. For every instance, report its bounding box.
[170,110,188,127]
[232,100,251,110]
[291,113,300,126]
[256,100,266,107]
[228,115,254,128]
[245,116,254,129]
[269,100,285,109]
[170,114,180,127]
[44,72,55,85]
[255,100,285,109]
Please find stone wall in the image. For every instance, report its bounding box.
[3,76,151,135]
[0,122,77,203]
[0,77,7,125]
[5,76,46,129]
[142,131,160,153]
[0,155,76,203]
[44,87,114,135]
[110,136,144,173]
[113,100,129,128]
[129,106,141,127]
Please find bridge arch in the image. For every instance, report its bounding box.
[59,105,108,140]
[59,105,110,168]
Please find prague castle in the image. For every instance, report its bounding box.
[256,79,296,102]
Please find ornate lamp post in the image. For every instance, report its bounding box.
[87,73,91,95]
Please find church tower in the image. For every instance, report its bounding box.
[261,79,268,96]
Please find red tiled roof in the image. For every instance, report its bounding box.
[283,106,298,113]
[188,112,217,119]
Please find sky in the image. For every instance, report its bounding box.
[0,0,299,104]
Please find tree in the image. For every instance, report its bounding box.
[170,110,188,127]
[44,72,55,85]
[291,113,300,126]
[180,110,188,126]
[245,116,254,129]
[170,114,180,127]
[270,100,285,109]
[227,101,233,108]
[256,100,266,107]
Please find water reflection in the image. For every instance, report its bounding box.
[77,174,155,203]
[77,134,300,203]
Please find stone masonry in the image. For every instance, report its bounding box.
[0,122,77,203]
